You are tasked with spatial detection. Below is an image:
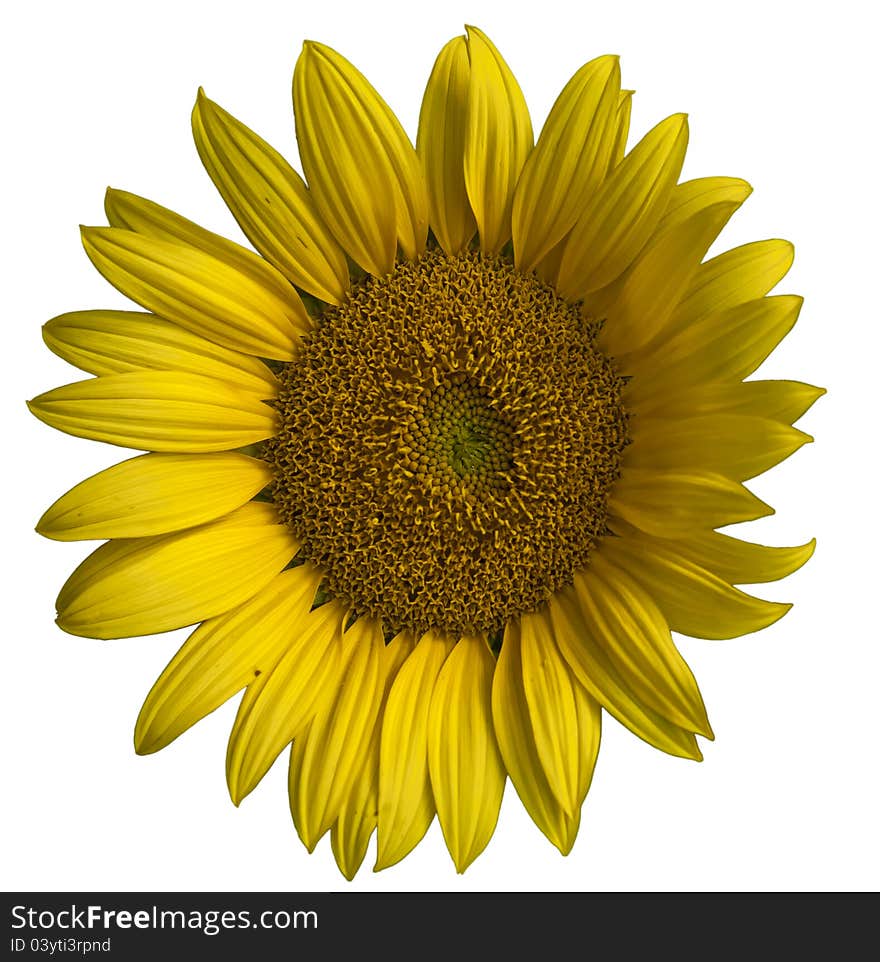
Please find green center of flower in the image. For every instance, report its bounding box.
[266,248,629,637]
[408,376,515,491]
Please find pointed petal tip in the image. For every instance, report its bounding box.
[54,614,88,638]
[133,732,156,757]
[776,601,794,622]
[297,828,320,854]
[300,39,329,59]
[34,515,59,540]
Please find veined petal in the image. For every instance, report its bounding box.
[332,633,414,880]
[493,618,600,854]
[610,89,633,167]
[549,586,702,759]
[37,452,273,541]
[626,413,813,481]
[598,200,743,356]
[55,502,297,639]
[42,310,278,398]
[665,530,817,586]
[520,609,593,815]
[104,188,304,309]
[608,467,773,538]
[623,295,805,400]
[463,25,533,254]
[294,41,428,274]
[632,379,826,424]
[657,176,751,235]
[557,113,688,299]
[289,617,385,852]
[28,371,277,453]
[417,37,476,255]
[602,535,792,639]
[134,563,324,754]
[427,635,506,873]
[225,598,346,805]
[666,238,795,338]
[583,179,747,324]
[191,92,350,304]
[571,553,711,735]
[81,226,308,359]
[512,55,620,270]
[376,630,455,871]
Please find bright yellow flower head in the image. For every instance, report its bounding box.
[29,26,821,879]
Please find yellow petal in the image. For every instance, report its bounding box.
[512,55,620,270]
[330,756,376,881]
[427,635,506,873]
[42,310,278,398]
[549,586,703,759]
[582,176,747,325]
[417,37,476,255]
[602,535,792,640]
[623,295,804,400]
[632,379,826,424]
[294,41,428,274]
[572,553,711,735]
[332,632,414,880]
[557,113,688,298]
[463,25,533,254]
[493,617,600,854]
[656,176,751,235]
[598,200,743,356]
[225,598,346,805]
[609,467,773,538]
[37,452,273,541]
[667,238,795,337]
[134,563,323,754]
[376,630,455,871]
[610,89,633,168]
[28,371,277,453]
[289,617,386,852]
[626,413,813,482]
[519,609,583,814]
[81,226,307,360]
[104,187,304,309]
[191,92,350,305]
[56,502,297,640]
[666,530,817,586]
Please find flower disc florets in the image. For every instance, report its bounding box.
[267,249,629,635]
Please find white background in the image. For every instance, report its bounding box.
[3,0,877,892]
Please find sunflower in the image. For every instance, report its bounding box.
[28,26,821,879]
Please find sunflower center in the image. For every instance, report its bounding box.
[409,375,514,490]
[266,248,629,637]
